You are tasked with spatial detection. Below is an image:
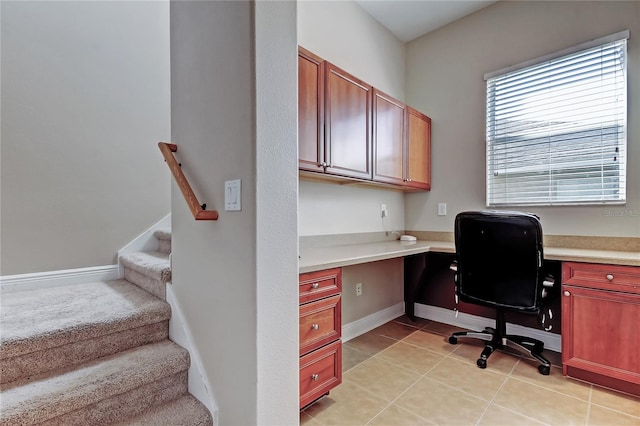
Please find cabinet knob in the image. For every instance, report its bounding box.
[311,324,319,330]
[563,290,571,297]
[311,374,319,381]
[311,283,319,289]
[606,274,614,281]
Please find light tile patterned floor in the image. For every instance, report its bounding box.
[301,316,640,426]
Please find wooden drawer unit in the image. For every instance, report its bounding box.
[563,262,640,294]
[299,268,341,304]
[562,262,640,395]
[299,340,342,409]
[300,294,341,356]
[299,268,342,408]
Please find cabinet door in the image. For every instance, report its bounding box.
[372,89,406,185]
[562,285,640,386]
[406,107,431,190]
[298,48,325,173]
[325,62,372,180]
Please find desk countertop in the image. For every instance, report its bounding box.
[299,240,640,273]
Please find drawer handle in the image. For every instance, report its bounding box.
[311,283,319,289]
[563,291,571,297]
[606,274,614,281]
[311,324,319,330]
[311,374,319,381]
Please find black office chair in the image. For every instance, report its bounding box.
[448,210,555,375]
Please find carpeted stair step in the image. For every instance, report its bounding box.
[0,340,190,426]
[154,228,172,254]
[116,394,213,425]
[0,279,171,384]
[120,251,171,300]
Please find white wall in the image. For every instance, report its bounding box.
[298,0,407,237]
[298,0,405,101]
[255,1,299,423]
[405,1,640,238]
[299,181,405,236]
[0,1,171,275]
[170,2,298,425]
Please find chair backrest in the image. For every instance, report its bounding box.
[454,210,544,312]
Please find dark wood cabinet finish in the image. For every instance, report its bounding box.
[373,89,406,185]
[298,47,325,173]
[299,294,341,356]
[562,262,640,395]
[299,268,341,304]
[297,47,431,191]
[299,340,342,409]
[406,107,432,190]
[324,62,372,180]
[299,268,342,408]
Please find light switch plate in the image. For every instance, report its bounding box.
[438,203,447,216]
[225,179,241,211]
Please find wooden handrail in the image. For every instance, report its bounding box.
[158,142,219,221]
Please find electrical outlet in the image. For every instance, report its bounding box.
[355,282,363,296]
[438,203,447,216]
[381,204,387,218]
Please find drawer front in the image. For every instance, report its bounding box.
[300,340,342,408]
[562,262,640,294]
[299,268,342,304]
[300,294,341,356]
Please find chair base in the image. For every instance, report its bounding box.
[448,310,551,375]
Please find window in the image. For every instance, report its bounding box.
[486,31,628,206]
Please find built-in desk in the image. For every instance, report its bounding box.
[299,237,640,396]
[299,240,454,274]
[300,239,639,318]
[299,239,640,273]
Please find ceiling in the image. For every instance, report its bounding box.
[355,0,497,43]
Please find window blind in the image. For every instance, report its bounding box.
[486,31,628,206]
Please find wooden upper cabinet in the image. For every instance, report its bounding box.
[372,89,406,185]
[324,62,372,180]
[297,47,431,191]
[406,106,432,190]
[298,48,325,173]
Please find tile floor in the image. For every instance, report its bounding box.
[300,316,640,426]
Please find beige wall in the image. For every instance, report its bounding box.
[0,1,171,275]
[297,0,407,237]
[342,258,404,324]
[171,1,298,424]
[405,1,640,238]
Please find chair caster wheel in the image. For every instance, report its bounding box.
[448,336,458,345]
[538,365,550,375]
[477,358,487,369]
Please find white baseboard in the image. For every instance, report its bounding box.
[166,285,218,419]
[414,303,561,353]
[117,214,171,277]
[0,265,120,293]
[342,303,405,342]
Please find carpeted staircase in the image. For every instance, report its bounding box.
[0,230,213,425]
